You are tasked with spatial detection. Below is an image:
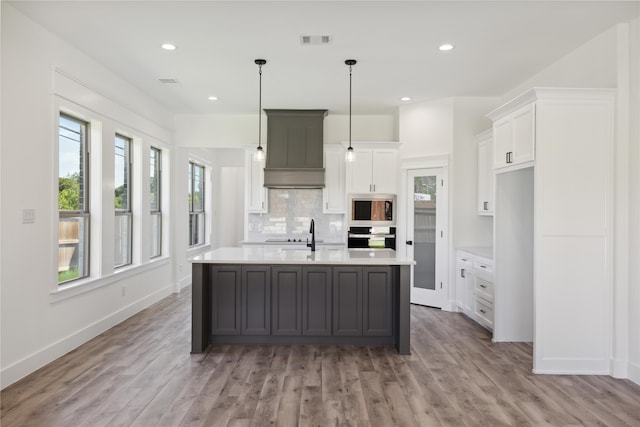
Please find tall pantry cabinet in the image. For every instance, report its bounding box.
[489,88,615,375]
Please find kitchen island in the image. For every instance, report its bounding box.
[190,247,413,354]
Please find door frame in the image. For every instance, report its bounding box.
[398,155,453,311]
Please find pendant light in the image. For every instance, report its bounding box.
[345,59,357,162]
[254,59,267,162]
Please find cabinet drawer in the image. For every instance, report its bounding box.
[474,258,493,279]
[456,253,473,268]
[474,298,494,329]
[474,277,494,303]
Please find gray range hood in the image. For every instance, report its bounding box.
[263,109,327,188]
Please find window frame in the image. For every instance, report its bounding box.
[58,113,91,285]
[150,146,162,258]
[114,133,133,268]
[188,161,206,248]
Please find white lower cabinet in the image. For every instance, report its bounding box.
[456,249,494,331]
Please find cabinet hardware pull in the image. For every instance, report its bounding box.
[480,265,487,269]
[480,284,487,288]
[373,184,376,192]
[506,152,509,163]
[480,309,486,314]
[406,240,413,246]
[484,201,488,211]
[461,268,465,278]
[462,258,467,261]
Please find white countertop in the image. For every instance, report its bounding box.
[457,246,493,259]
[240,240,345,246]
[190,247,414,265]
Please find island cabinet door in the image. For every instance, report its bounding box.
[271,266,302,335]
[241,266,271,335]
[332,267,363,336]
[302,267,332,336]
[210,265,242,335]
[362,267,393,336]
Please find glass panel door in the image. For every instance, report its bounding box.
[413,175,437,290]
[406,168,447,308]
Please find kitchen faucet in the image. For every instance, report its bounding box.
[307,219,316,252]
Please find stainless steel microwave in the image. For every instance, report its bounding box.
[348,194,396,226]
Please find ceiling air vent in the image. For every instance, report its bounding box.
[300,35,332,46]
[158,78,180,85]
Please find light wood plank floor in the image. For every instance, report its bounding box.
[2,286,639,426]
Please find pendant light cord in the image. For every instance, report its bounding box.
[258,62,263,149]
[349,62,352,149]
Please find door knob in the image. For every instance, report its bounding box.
[406,240,413,245]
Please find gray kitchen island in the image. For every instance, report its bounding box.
[190,247,414,354]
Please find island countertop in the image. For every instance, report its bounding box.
[190,247,415,266]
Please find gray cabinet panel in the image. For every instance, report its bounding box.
[272,266,302,335]
[332,267,363,336]
[210,266,241,335]
[302,267,332,336]
[242,266,271,335]
[363,267,393,336]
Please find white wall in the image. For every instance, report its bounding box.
[0,4,176,388]
[174,113,396,148]
[626,18,640,384]
[502,26,618,102]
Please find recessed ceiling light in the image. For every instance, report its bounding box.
[439,43,455,52]
[207,96,219,101]
[400,97,412,102]
[161,43,177,51]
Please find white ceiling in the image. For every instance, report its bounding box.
[7,1,639,115]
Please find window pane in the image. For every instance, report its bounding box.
[150,147,160,212]
[58,216,89,283]
[193,165,204,212]
[58,115,87,211]
[115,135,130,211]
[150,213,161,258]
[114,214,132,267]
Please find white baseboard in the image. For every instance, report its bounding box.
[611,358,628,379]
[1,285,172,389]
[178,274,192,291]
[629,360,640,386]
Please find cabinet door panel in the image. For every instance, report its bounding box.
[371,150,398,193]
[211,266,242,335]
[493,117,511,169]
[323,148,346,213]
[302,267,332,336]
[272,267,302,335]
[247,151,267,213]
[363,267,392,336]
[349,150,374,193]
[512,104,535,164]
[242,266,270,335]
[332,267,363,336]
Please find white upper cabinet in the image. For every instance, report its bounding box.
[476,129,494,215]
[323,145,346,213]
[491,103,535,169]
[245,150,268,213]
[346,143,400,194]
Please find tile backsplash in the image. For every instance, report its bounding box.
[248,189,345,242]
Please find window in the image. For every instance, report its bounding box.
[115,134,132,267]
[188,161,205,247]
[58,114,90,284]
[150,147,162,258]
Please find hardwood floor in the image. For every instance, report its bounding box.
[2,287,639,427]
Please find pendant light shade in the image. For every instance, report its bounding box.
[345,59,357,162]
[254,59,267,162]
